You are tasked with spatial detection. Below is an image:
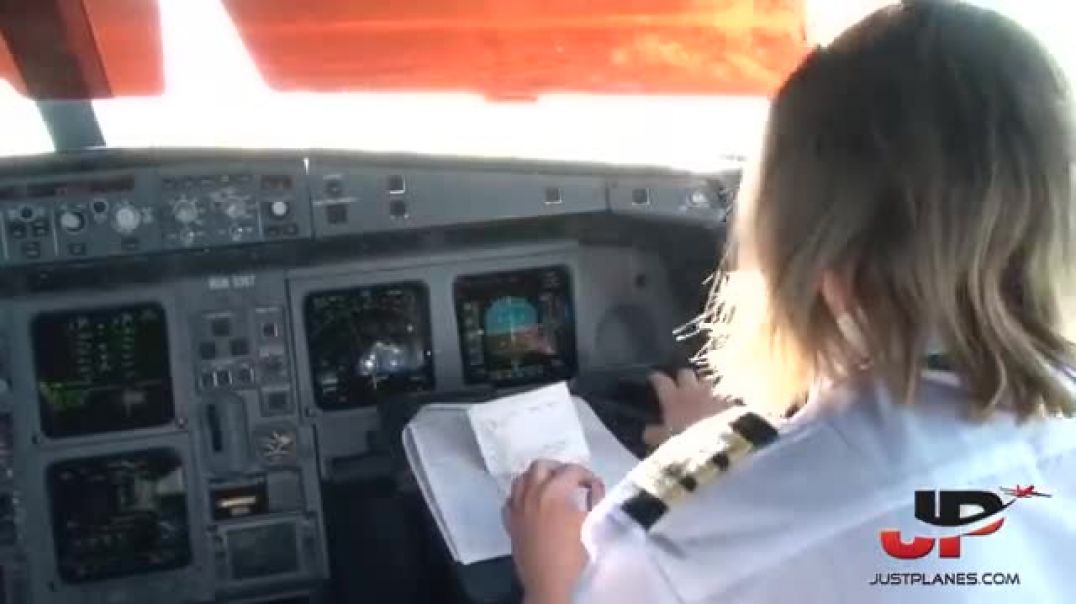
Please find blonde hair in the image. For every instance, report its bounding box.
[699,1,1076,419]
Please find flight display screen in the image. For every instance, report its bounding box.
[47,448,191,583]
[33,304,174,438]
[455,266,577,386]
[304,282,434,409]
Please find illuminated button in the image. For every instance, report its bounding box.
[113,205,142,233]
[688,189,711,208]
[198,342,217,360]
[269,200,290,219]
[59,211,86,233]
[213,370,232,387]
[210,317,231,337]
[326,204,347,224]
[229,338,250,357]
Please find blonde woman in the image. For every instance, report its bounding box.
[505,2,1076,603]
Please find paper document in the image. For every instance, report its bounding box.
[403,384,638,565]
[468,382,590,491]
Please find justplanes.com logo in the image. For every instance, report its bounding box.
[870,485,1050,587]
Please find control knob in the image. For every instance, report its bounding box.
[172,197,199,225]
[59,210,86,233]
[268,199,290,219]
[112,204,142,234]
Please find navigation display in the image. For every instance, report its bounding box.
[304,282,434,409]
[33,304,174,438]
[455,266,577,386]
[47,448,191,583]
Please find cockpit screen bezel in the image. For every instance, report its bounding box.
[454,265,578,387]
[31,302,176,439]
[303,281,435,409]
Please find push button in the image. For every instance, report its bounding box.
[210,317,231,337]
[326,204,347,224]
[229,338,250,357]
[261,322,279,338]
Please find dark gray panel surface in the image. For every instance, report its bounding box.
[308,161,608,238]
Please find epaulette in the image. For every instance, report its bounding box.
[619,407,781,530]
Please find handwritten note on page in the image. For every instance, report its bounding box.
[467,382,590,490]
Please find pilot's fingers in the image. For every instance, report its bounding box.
[676,368,700,388]
[642,423,672,449]
[648,372,678,409]
[517,458,562,507]
[541,463,603,502]
[586,475,607,509]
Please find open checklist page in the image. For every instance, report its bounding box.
[403,382,638,564]
[468,382,591,493]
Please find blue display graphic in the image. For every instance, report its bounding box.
[484,297,538,336]
[455,266,577,386]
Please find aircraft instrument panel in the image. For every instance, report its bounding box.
[0,149,732,603]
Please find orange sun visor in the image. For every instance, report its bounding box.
[0,0,807,99]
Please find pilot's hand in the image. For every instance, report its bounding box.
[504,459,605,604]
[642,369,733,449]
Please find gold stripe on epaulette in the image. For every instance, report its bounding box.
[620,407,780,530]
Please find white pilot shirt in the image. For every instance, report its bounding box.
[575,372,1076,603]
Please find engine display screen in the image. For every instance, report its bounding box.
[304,282,434,409]
[455,266,577,386]
[47,448,191,583]
[33,304,174,438]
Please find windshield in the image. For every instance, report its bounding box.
[1,0,1072,170]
